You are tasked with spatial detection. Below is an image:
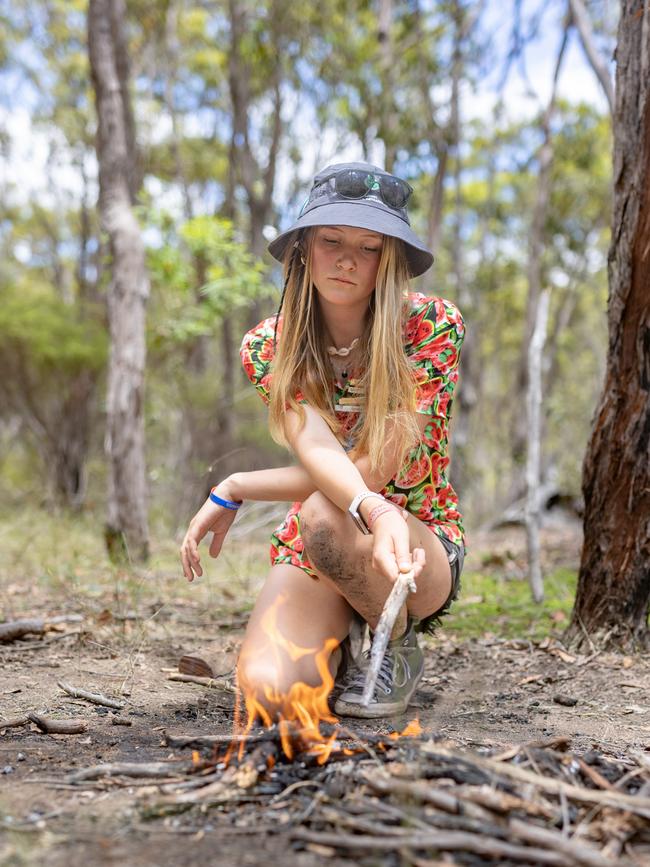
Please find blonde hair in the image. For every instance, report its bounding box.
[269,229,419,473]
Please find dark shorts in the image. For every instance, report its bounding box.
[417,533,465,634]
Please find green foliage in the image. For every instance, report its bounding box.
[0,282,106,371]
[147,213,275,346]
[443,566,577,640]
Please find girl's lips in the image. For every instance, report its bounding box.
[331,276,355,285]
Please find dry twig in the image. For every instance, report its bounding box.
[291,827,572,865]
[0,615,83,643]
[27,713,88,735]
[57,680,125,710]
[167,673,236,693]
[66,762,186,783]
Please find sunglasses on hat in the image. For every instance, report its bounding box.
[308,168,413,212]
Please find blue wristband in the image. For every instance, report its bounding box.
[209,489,242,510]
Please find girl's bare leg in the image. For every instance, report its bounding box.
[299,492,453,638]
[237,563,354,702]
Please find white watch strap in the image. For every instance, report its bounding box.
[348,491,386,534]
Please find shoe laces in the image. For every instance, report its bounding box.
[343,649,394,697]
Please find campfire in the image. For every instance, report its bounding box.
[35,607,650,864]
[203,596,423,769]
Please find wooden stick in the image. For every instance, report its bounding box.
[164,728,282,749]
[362,568,416,706]
[508,818,614,867]
[290,828,571,865]
[422,745,650,820]
[65,761,185,783]
[577,757,617,791]
[0,615,83,643]
[0,715,30,729]
[167,673,236,694]
[27,713,88,735]
[57,680,125,710]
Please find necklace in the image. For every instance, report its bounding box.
[326,336,360,357]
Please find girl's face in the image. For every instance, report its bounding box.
[309,225,384,310]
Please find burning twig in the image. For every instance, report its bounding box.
[57,680,125,710]
[27,713,88,735]
[362,568,416,706]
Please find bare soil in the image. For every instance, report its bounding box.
[1,528,649,866]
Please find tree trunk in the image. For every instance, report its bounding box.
[569,0,650,645]
[88,0,150,562]
[510,28,568,498]
[525,288,551,603]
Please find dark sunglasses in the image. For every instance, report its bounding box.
[315,169,413,210]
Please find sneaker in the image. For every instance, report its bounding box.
[333,618,424,718]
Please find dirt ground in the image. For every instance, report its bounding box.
[2,527,650,866]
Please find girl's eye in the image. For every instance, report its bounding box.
[364,247,381,253]
[323,238,339,244]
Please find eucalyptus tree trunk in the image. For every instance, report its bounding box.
[88,0,150,562]
[569,0,650,645]
[525,289,551,603]
[377,0,396,172]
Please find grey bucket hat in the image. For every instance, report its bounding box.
[268,161,433,278]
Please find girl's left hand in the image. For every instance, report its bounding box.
[370,510,426,582]
[180,481,239,582]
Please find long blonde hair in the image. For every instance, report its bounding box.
[269,228,419,473]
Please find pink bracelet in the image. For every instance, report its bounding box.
[367,503,406,532]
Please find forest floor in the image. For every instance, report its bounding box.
[1,511,650,866]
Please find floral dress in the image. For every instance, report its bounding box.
[240,292,465,577]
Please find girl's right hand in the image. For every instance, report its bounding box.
[180,482,240,582]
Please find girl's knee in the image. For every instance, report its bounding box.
[300,493,350,579]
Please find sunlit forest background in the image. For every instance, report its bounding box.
[0,0,615,553]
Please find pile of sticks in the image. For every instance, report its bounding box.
[291,739,650,865]
[55,725,650,864]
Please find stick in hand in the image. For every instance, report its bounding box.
[361,568,417,706]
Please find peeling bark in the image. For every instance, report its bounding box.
[569,0,650,644]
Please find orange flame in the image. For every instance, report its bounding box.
[389,718,422,739]
[231,597,424,766]
[233,595,339,765]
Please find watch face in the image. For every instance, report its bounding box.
[348,504,371,535]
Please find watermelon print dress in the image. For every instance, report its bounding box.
[239,292,465,579]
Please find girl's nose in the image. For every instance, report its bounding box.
[337,250,356,270]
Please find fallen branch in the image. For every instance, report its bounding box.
[57,680,125,710]
[0,715,30,729]
[508,817,614,867]
[0,615,83,643]
[291,827,572,865]
[27,713,88,735]
[360,771,491,821]
[362,568,416,706]
[66,762,186,783]
[167,673,236,694]
[423,745,650,820]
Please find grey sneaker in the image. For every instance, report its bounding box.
[333,618,424,718]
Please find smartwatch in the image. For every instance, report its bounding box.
[348,491,386,535]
